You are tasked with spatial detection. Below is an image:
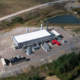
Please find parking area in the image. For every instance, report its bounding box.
[0,27,74,72]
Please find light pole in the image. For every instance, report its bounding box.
[47,21,48,30]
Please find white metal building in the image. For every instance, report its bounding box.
[51,30,60,37]
[12,29,55,49]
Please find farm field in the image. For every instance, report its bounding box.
[0,0,55,17]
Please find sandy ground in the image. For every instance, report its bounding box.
[45,75,60,80]
[63,26,80,36]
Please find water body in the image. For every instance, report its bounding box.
[45,15,80,23]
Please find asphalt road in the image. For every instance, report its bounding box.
[0,0,69,21]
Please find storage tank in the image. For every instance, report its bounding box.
[41,24,43,30]
[51,30,60,37]
[1,58,6,66]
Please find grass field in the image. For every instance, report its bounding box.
[0,0,55,17]
[0,3,68,31]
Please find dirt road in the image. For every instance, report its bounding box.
[0,0,69,21]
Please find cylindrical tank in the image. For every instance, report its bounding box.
[41,24,43,30]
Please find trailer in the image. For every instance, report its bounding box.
[41,42,50,52]
[52,40,60,46]
[51,30,62,40]
[10,57,26,66]
[52,30,60,37]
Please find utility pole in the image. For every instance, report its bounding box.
[47,21,48,30]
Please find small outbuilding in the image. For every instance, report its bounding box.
[51,30,62,40]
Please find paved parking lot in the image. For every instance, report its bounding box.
[0,27,74,72]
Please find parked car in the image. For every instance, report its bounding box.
[62,40,67,43]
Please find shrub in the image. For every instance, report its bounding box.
[12,17,24,23]
[31,73,40,80]
[40,65,46,71]
[34,73,40,80]
[72,8,80,15]
[67,73,74,80]
[63,77,69,80]
[47,72,54,76]
[52,61,57,71]
[27,77,31,80]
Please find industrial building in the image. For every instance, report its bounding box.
[0,26,71,70]
[12,23,63,56]
[12,29,55,49]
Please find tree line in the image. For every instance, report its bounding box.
[46,51,80,80]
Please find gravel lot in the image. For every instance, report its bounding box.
[0,27,74,72]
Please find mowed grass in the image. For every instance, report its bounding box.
[0,0,55,17]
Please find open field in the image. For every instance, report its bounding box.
[0,3,69,31]
[0,0,56,17]
[62,25,80,37]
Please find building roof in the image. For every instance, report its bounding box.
[13,29,51,43]
[52,30,60,36]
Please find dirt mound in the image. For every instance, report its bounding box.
[45,75,60,80]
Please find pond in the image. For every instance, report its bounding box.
[44,15,80,23]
